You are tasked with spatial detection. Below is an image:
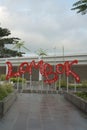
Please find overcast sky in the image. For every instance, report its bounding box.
[0,0,87,55]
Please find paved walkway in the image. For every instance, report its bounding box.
[0,93,87,130]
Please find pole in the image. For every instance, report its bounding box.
[74,79,77,92]
[53,46,56,91]
[59,74,61,91]
[67,76,69,92]
[21,74,24,93]
[6,58,10,83]
[30,74,32,92]
[5,59,8,75]
[17,77,19,91]
[63,46,65,62]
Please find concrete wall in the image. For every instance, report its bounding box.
[64,92,87,113]
[0,91,17,118]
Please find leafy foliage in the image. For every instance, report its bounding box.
[12,41,30,56]
[0,86,8,100]
[56,79,67,88]
[0,74,6,81]
[0,48,19,58]
[0,27,10,37]
[0,83,14,100]
[0,26,21,57]
[10,77,26,83]
[36,48,47,57]
[3,83,14,93]
[71,0,87,15]
[75,92,87,100]
[81,80,87,87]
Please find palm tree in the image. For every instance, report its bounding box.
[12,41,30,56]
[36,48,47,58]
[71,0,87,15]
[36,48,47,91]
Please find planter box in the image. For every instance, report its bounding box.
[64,92,87,113]
[0,90,17,118]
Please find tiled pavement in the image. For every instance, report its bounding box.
[0,93,87,130]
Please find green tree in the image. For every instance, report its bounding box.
[0,26,20,57]
[12,41,30,56]
[71,0,87,15]
[36,48,47,58]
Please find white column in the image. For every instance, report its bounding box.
[5,59,8,75]
[53,46,57,91]
[22,74,24,92]
[67,76,69,92]
[74,79,77,92]
[38,56,42,81]
[59,74,61,91]
[30,74,32,91]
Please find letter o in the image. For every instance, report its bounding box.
[19,62,29,74]
[56,64,64,74]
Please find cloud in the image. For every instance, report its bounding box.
[0,6,10,25]
[0,0,87,55]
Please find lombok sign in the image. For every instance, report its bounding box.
[6,60,80,84]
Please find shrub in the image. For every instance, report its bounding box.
[10,78,17,83]
[0,83,14,100]
[3,83,14,93]
[81,80,87,88]
[0,74,6,81]
[61,79,67,87]
[0,86,8,100]
[56,79,67,89]
[68,84,82,89]
[10,77,26,83]
[75,92,87,100]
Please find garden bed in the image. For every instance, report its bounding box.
[64,92,87,113]
[0,90,17,118]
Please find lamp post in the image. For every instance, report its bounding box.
[53,46,57,91]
